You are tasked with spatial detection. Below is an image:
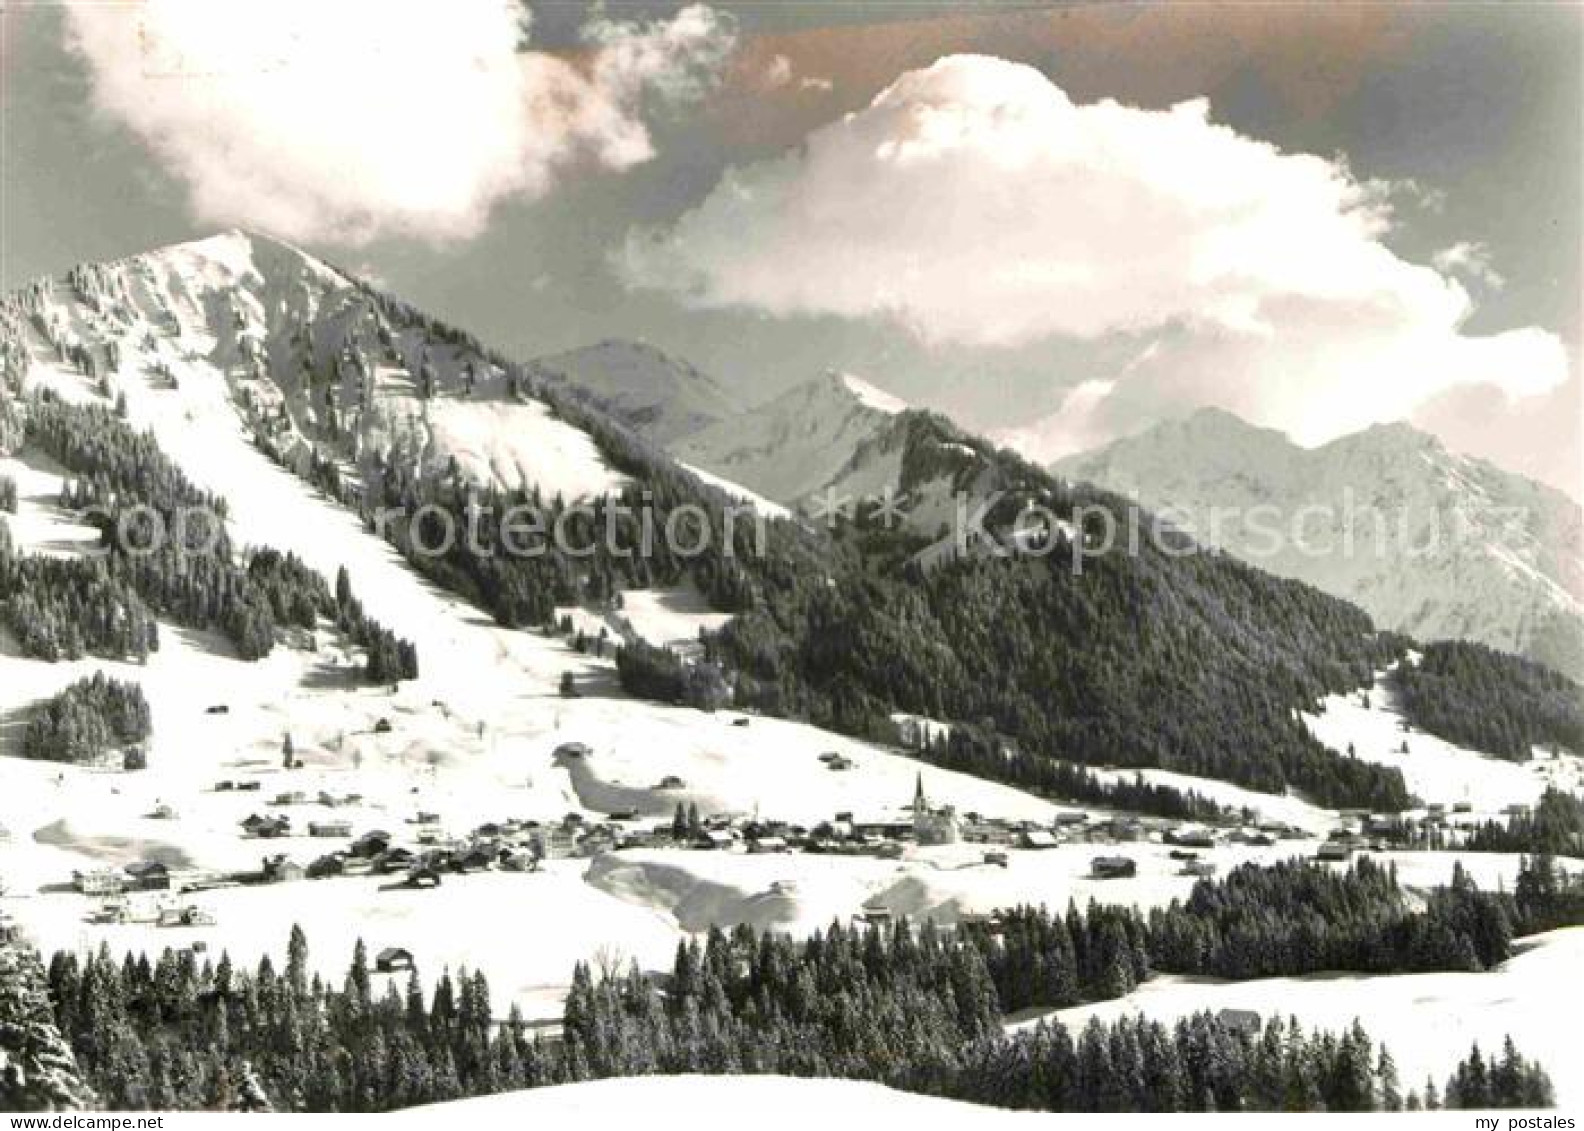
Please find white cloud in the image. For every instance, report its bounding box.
[1433,241,1504,291]
[620,54,1567,456]
[63,0,735,245]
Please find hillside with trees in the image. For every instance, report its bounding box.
[1391,642,1584,761]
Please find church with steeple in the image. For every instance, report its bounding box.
[911,772,960,846]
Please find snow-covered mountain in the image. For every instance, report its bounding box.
[670,370,907,504]
[1055,408,1584,678]
[532,338,743,447]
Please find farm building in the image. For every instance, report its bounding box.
[375,947,415,973]
[1090,855,1138,879]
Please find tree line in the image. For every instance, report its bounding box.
[1,918,1549,1115]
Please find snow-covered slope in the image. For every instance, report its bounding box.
[1014,927,1584,1109]
[672,371,906,504]
[1054,408,1584,678]
[417,1074,1011,1120]
[19,229,629,502]
[534,339,743,447]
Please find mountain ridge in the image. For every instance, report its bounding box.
[1055,409,1584,679]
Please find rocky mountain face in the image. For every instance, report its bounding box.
[1055,408,1584,678]
[667,370,908,505]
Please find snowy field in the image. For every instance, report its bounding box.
[1303,667,1584,813]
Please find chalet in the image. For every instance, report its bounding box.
[696,828,737,851]
[859,904,895,927]
[156,904,215,928]
[308,820,353,838]
[0,913,22,945]
[1180,859,1217,878]
[454,846,496,873]
[1164,827,1215,849]
[316,791,340,808]
[1053,811,1089,828]
[213,780,235,792]
[537,826,579,860]
[272,791,307,806]
[373,718,394,734]
[664,639,706,665]
[1217,1009,1262,1036]
[501,848,540,872]
[237,780,262,792]
[1316,842,1353,862]
[656,775,687,791]
[859,820,912,842]
[149,803,178,820]
[374,847,417,873]
[351,830,392,857]
[1453,801,1473,814]
[125,860,172,891]
[375,947,415,973]
[205,704,230,715]
[1018,829,1058,850]
[241,813,290,839]
[1090,855,1137,879]
[308,854,346,878]
[261,855,305,884]
[983,850,1009,868]
[413,811,441,825]
[75,868,125,896]
[749,835,790,854]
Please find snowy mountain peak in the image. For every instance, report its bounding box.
[832,371,908,415]
[1056,408,1584,677]
[669,371,910,504]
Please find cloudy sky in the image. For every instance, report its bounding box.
[2,1,1579,496]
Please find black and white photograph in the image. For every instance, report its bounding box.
[0,0,1580,1121]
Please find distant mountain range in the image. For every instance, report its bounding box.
[1053,408,1584,679]
[541,340,1583,680]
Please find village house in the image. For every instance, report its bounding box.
[1217,1009,1262,1036]
[260,855,305,884]
[308,819,353,838]
[1090,855,1138,879]
[156,904,215,928]
[352,830,392,858]
[375,947,415,973]
[74,868,126,896]
[1018,828,1058,850]
[241,813,291,839]
[1164,826,1215,849]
